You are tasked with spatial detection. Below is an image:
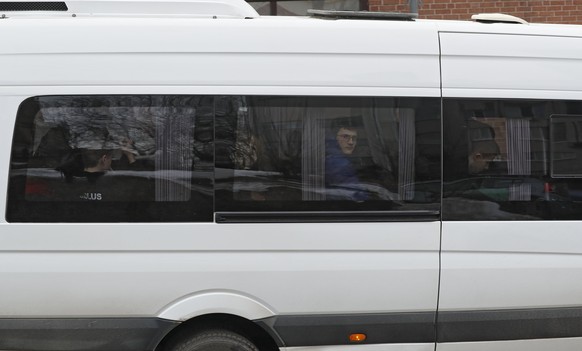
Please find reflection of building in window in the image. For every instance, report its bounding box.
[468,118,506,162]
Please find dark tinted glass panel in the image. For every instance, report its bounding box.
[215,96,441,213]
[443,99,582,220]
[551,115,582,177]
[7,96,213,222]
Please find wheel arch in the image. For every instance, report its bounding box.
[154,291,281,351]
[156,291,276,322]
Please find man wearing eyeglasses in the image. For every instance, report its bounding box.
[325,121,367,201]
[336,127,358,155]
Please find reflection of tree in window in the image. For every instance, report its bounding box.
[33,96,200,201]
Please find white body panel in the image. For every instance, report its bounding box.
[440,221,582,311]
[4,0,261,18]
[0,15,445,350]
[439,28,582,99]
[2,7,582,351]
[0,18,440,93]
[0,98,18,218]
[439,27,582,351]
[0,13,442,324]
[0,222,439,318]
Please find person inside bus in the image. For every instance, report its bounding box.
[56,148,112,179]
[79,147,152,201]
[454,138,507,202]
[114,137,152,171]
[325,121,368,201]
[468,139,500,174]
[445,119,499,180]
[80,149,113,183]
[52,148,114,201]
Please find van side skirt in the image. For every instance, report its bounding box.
[0,318,178,351]
[2,308,582,350]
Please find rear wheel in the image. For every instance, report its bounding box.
[169,329,259,351]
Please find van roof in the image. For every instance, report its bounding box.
[0,0,261,19]
[1,0,582,40]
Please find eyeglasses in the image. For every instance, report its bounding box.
[337,134,357,142]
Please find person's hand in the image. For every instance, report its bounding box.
[120,138,137,164]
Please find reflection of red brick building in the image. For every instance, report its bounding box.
[247,1,582,24]
[369,0,582,24]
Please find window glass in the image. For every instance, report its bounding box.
[443,99,582,220]
[7,96,213,222]
[215,96,441,213]
[551,115,582,177]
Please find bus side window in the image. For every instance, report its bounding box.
[215,96,441,213]
[7,96,214,223]
[443,99,582,221]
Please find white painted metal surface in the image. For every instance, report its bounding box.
[439,22,582,351]
[2,0,260,18]
[0,14,443,340]
[0,18,440,94]
[0,98,18,220]
[0,222,439,317]
[2,5,582,351]
[440,31,582,99]
[440,221,582,311]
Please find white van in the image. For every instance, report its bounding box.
[1,1,582,351]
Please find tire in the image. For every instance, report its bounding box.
[169,329,259,351]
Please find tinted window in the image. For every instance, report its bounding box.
[215,96,441,214]
[551,115,582,177]
[443,99,582,220]
[7,96,213,222]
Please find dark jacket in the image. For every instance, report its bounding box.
[325,139,368,201]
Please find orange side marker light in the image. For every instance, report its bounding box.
[349,333,367,343]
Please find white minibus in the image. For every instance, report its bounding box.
[1,1,582,350]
